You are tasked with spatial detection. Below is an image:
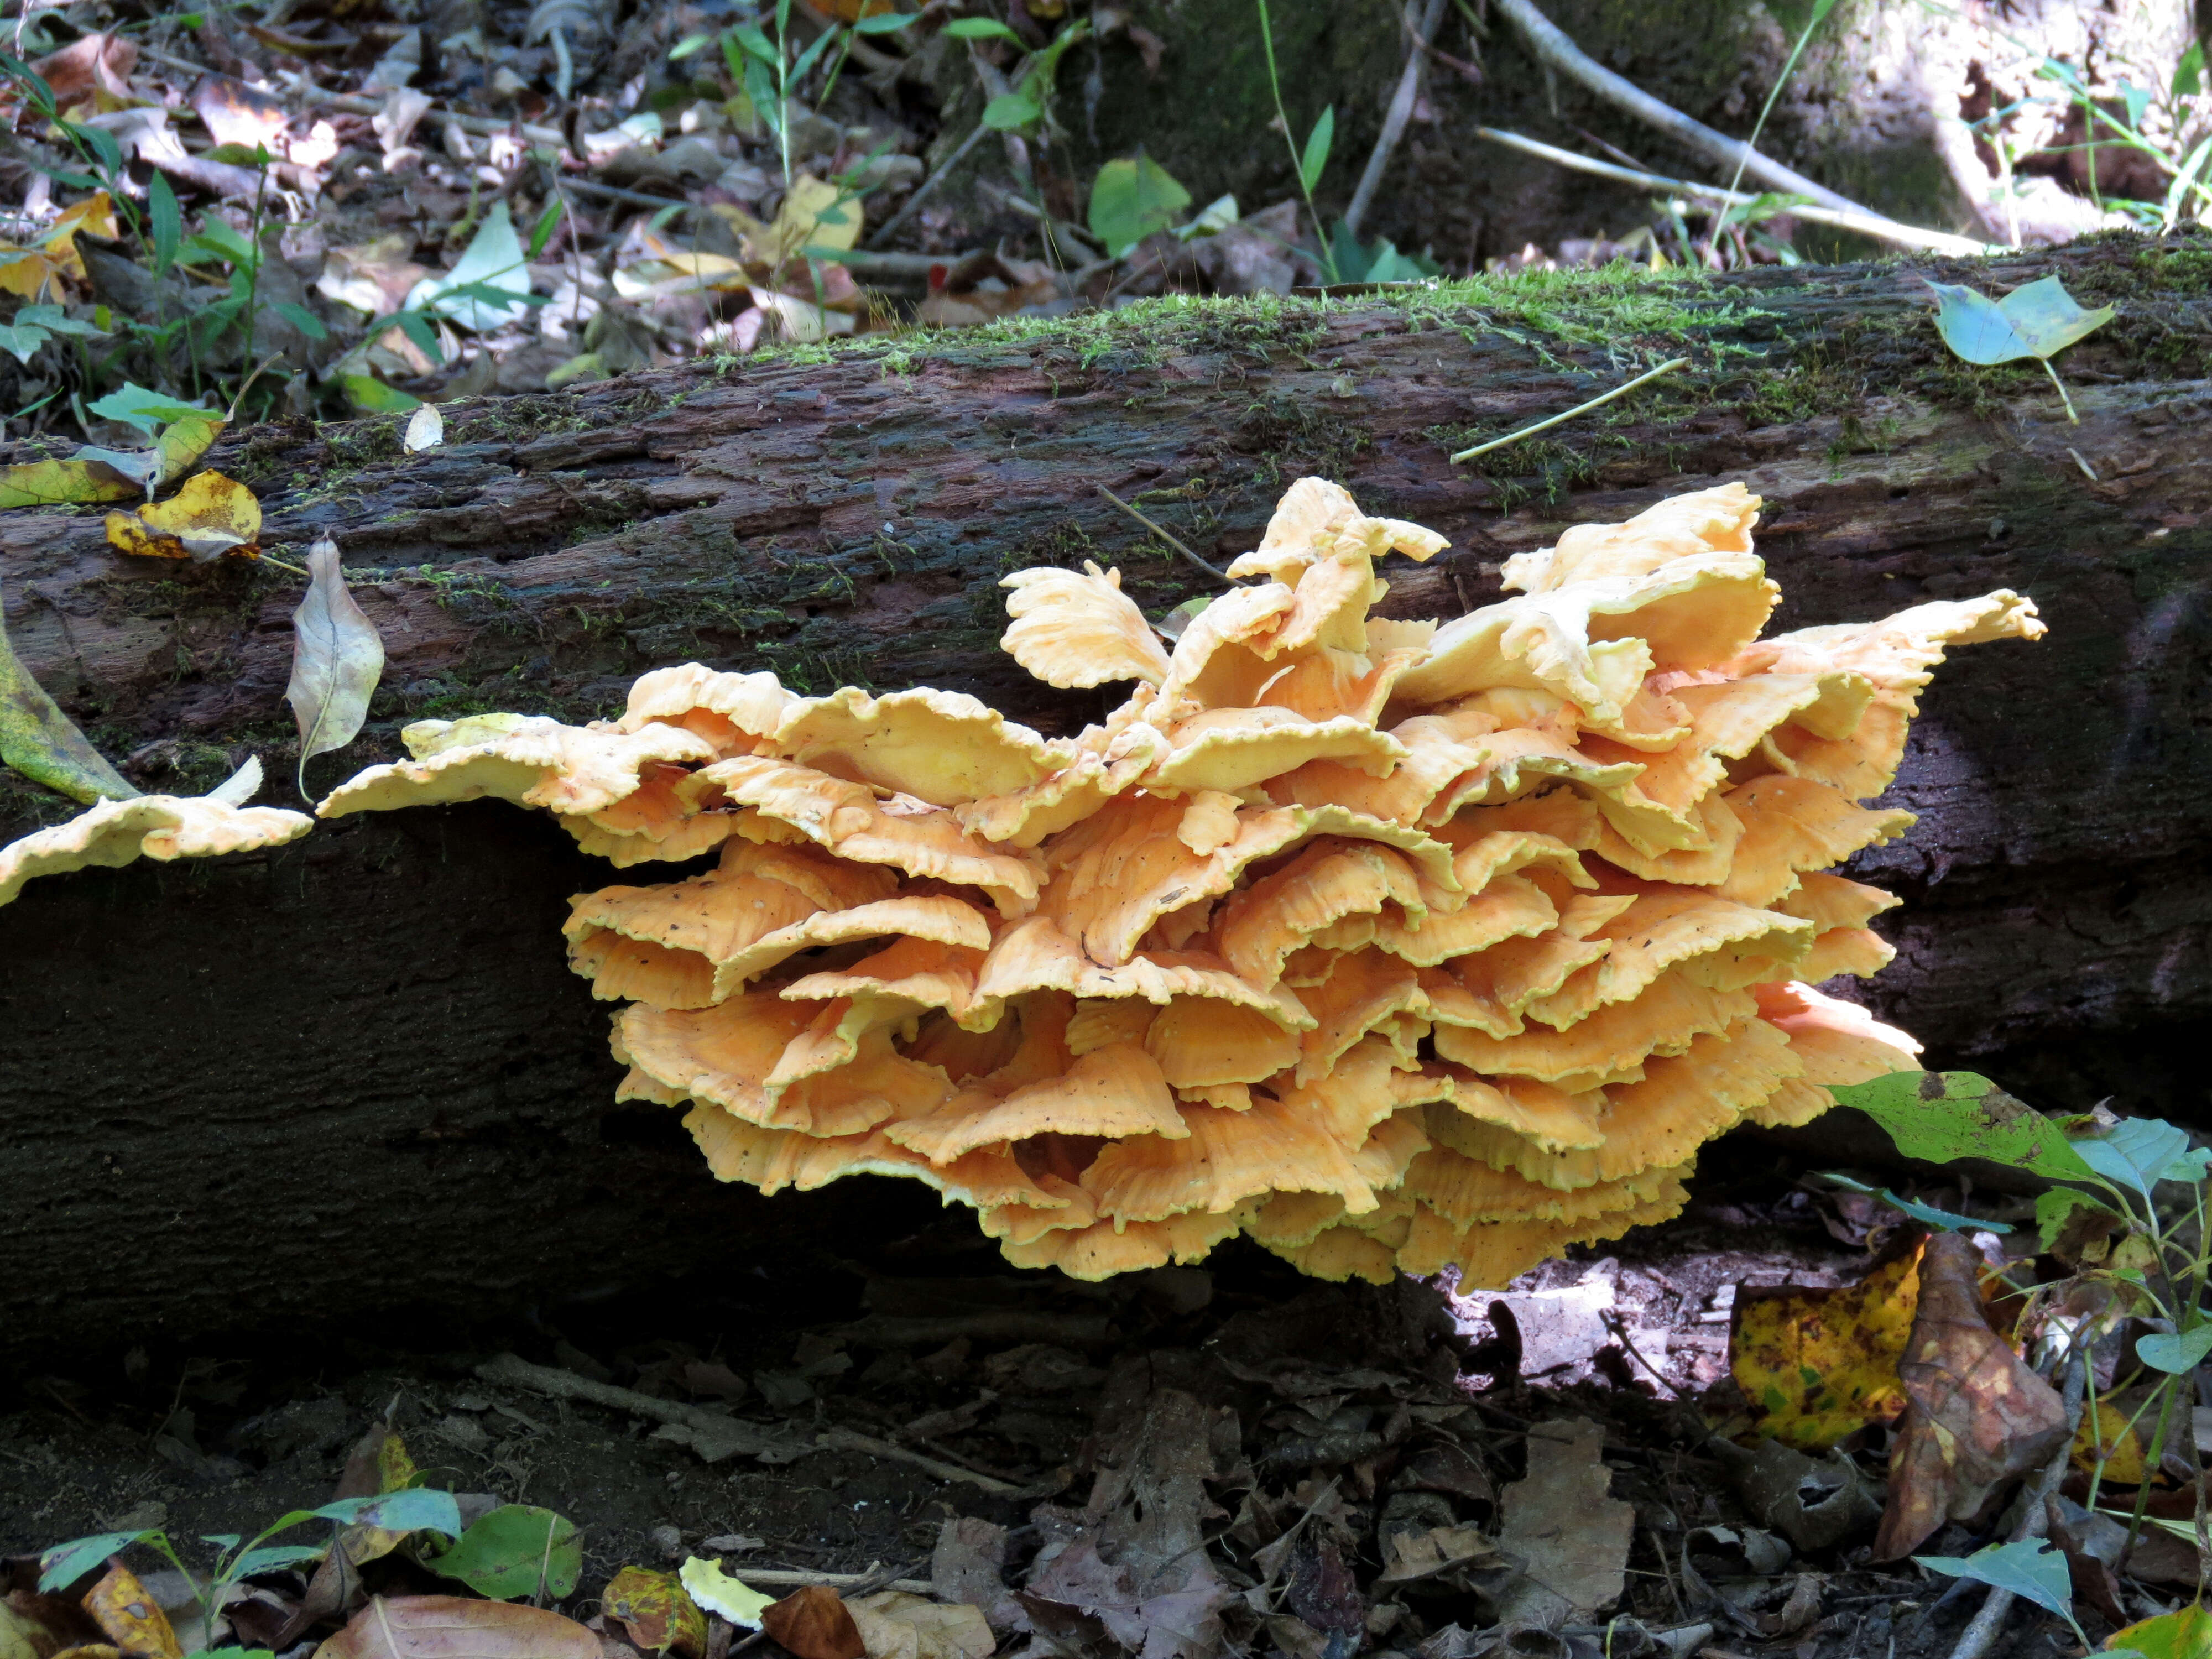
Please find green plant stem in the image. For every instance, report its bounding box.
[2038,357,2080,424]
[1095,484,1229,582]
[1722,0,1834,204]
[1254,0,1338,283]
[1450,356,1688,463]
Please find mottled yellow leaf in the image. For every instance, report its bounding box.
[1726,1245,1920,1450]
[105,471,262,561]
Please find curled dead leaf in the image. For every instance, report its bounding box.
[105,472,262,562]
[286,536,387,794]
[1870,1232,2068,1560]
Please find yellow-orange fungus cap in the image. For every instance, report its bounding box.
[999,561,1173,689]
[689,754,1042,914]
[1755,979,1923,1083]
[615,664,794,751]
[408,475,2047,1285]
[883,1040,1188,1166]
[319,713,717,819]
[0,791,312,907]
[773,685,1064,806]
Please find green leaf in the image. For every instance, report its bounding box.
[340,374,421,414]
[982,90,1041,131]
[64,121,123,176]
[853,12,916,32]
[38,1530,161,1593]
[87,383,210,437]
[147,172,181,279]
[2136,1326,2212,1376]
[311,1489,461,1536]
[1914,1539,2072,1620]
[1820,1172,2008,1234]
[1828,1070,2096,1181]
[2176,41,2204,101]
[13,305,101,338]
[527,200,565,260]
[943,17,1024,43]
[2071,1117,2212,1199]
[157,412,226,481]
[184,218,257,270]
[424,1506,582,1601]
[1299,106,1333,194]
[1924,273,2114,366]
[229,1544,329,1579]
[0,454,142,507]
[270,302,327,341]
[406,202,531,331]
[2034,1186,2118,1250]
[731,22,780,65]
[1087,152,1192,258]
[669,31,714,59]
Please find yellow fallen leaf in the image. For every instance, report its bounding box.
[106,471,262,562]
[1725,1244,1921,1451]
[605,1566,708,1658]
[0,455,140,508]
[156,411,226,480]
[0,192,120,296]
[2072,1395,2147,1483]
[82,1562,183,1659]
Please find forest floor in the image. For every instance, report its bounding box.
[0,1145,2125,1659]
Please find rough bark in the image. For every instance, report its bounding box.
[3,234,2208,1356]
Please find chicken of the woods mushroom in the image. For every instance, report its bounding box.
[0,759,311,908]
[319,479,2043,1288]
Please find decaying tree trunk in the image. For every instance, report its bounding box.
[3,234,2208,1357]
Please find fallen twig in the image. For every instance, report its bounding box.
[1343,0,1449,239]
[477,1352,1025,1493]
[815,1426,1026,1496]
[712,1566,933,1594]
[1097,484,1230,583]
[1487,0,1853,210]
[1485,0,1984,253]
[865,123,991,251]
[1475,127,1995,255]
[1449,356,1688,463]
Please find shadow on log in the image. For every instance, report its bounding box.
[3,233,2209,1356]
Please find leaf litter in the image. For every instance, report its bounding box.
[19,1120,2202,1659]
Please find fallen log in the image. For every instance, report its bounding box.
[3,233,2207,1357]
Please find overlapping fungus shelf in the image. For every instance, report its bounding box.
[321,479,2044,1285]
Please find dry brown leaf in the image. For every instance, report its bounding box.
[1494,1417,1634,1615]
[319,1595,601,1659]
[1870,1232,2069,1560]
[760,1586,864,1659]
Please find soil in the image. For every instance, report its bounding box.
[0,1153,2125,1659]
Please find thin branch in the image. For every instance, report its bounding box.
[864,122,990,250]
[1343,0,1449,239]
[1485,0,1925,228]
[1944,1350,2088,1659]
[1096,484,1230,582]
[1450,356,1688,464]
[1474,126,1995,255]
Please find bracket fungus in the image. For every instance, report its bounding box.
[321,477,2045,1288]
[0,759,311,907]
